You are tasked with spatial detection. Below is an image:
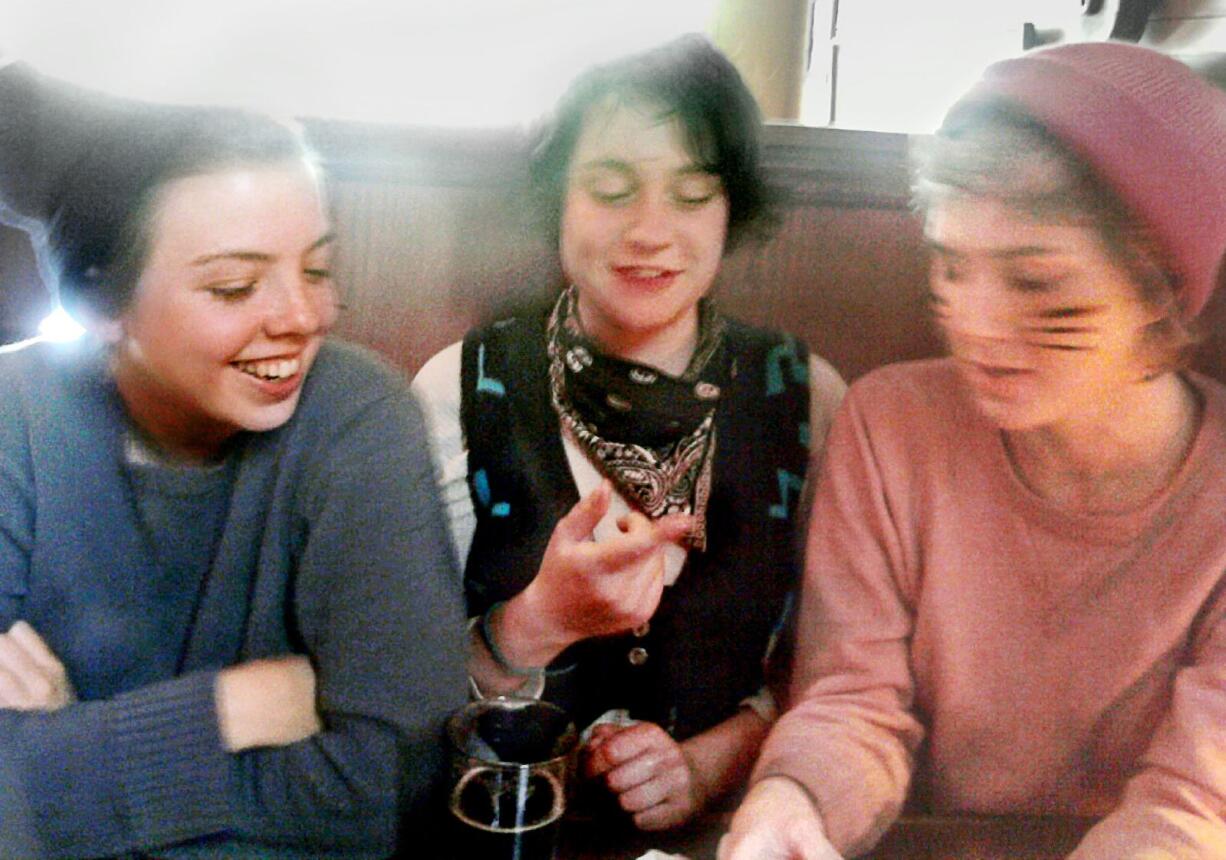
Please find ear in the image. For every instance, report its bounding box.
[90,317,124,345]
[75,306,125,345]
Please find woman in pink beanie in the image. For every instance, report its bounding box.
[720,42,1226,860]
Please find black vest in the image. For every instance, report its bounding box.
[461,313,811,739]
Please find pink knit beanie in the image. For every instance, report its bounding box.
[942,42,1226,319]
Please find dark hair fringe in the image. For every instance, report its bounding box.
[47,106,313,320]
[528,33,777,253]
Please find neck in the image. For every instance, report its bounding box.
[1004,372,1201,513]
[111,357,230,464]
[577,302,700,377]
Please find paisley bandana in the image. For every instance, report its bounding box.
[546,287,728,550]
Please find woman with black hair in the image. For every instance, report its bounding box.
[0,61,465,858]
[412,34,846,830]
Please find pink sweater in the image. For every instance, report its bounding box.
[755,358,1226,859]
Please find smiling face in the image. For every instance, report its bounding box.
[926,193,1161,432]
[559,98,729,362]
[109,160,336,459]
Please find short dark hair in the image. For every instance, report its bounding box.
[529,33,774,251]
[44,106,313,320]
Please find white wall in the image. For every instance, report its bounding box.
[0,0,717,126]
[805,0,1226,133]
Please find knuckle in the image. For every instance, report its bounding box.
[29,677,53,701]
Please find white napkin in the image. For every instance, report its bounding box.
[635,852,689,860]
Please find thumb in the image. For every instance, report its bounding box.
[653,511,695,544]
[555,480,612,542]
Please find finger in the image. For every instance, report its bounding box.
[633,796,689,831]
[653,512,695,544]
[618,765,686,815]
[582,726,622,778]
[0,636,39,703]
[554,480,612,542]
[604,747,664,793]
[587,723,621,746]
[586,524,672,574]
[594,721,667,766]
[637,799,696,834]
[6,621,65,677]
[612,511,693,542]
[0,661,34,708]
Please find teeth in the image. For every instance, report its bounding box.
[625,267,667,278]
[236,357,300,381]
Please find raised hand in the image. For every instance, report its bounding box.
[0,621,76,711]
[492,481,693,669]
[585,720,704,830]
[718,778,843,860]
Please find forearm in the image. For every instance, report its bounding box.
[681,707,772,809]
[466,592,573,697]
[0,671,234,858]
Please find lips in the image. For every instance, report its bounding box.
[972,361,1031,379]
[960,359,1037,402]
[610,265,681,290]
[233,356,302,381]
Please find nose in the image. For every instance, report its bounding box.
[621,192,673,253]
[936,277,1019,345]
[263,274,334,338]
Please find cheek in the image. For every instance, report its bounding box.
[691,206,729,260]
[559,204,609,277]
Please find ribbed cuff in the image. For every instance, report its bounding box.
[109,670,236,847]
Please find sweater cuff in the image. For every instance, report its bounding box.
[109,670,236,846]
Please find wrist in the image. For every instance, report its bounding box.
[496,589,574,667]
[678,739,711,810]
[754,773,826,829]
[214,667,253,752]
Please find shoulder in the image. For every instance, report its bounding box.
[831,358,977,463]
[0,337,103,413]
[721,317,806,354]
[411,341,462,407]
[292,339,424,440]
[846,357,965,418]
[300,339,408,404]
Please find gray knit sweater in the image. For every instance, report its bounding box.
[0,337,466,858]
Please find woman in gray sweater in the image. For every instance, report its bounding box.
[0,61,465,858]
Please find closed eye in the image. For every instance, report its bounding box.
[208,283,256,301]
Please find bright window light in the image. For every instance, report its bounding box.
[3,0,719,127]
[37,306,85,342]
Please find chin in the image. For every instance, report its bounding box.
[237,398,302,434]
[971,398,1051,432]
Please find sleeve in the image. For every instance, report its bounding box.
[216,383,469,851]
[750,383,925,858]
[761,353,848,714]
[1068,587,1226,859]
[0,384,31,629]
[0,373,467,858]
[410,341,476,571]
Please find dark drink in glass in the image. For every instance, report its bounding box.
[447,697,577,860]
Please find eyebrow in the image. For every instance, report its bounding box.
[924,239,1067,260]
[191,232,335,267]
[574,158,634,174]
[574,159,714,176]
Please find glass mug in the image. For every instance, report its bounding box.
[447,696,578,860]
